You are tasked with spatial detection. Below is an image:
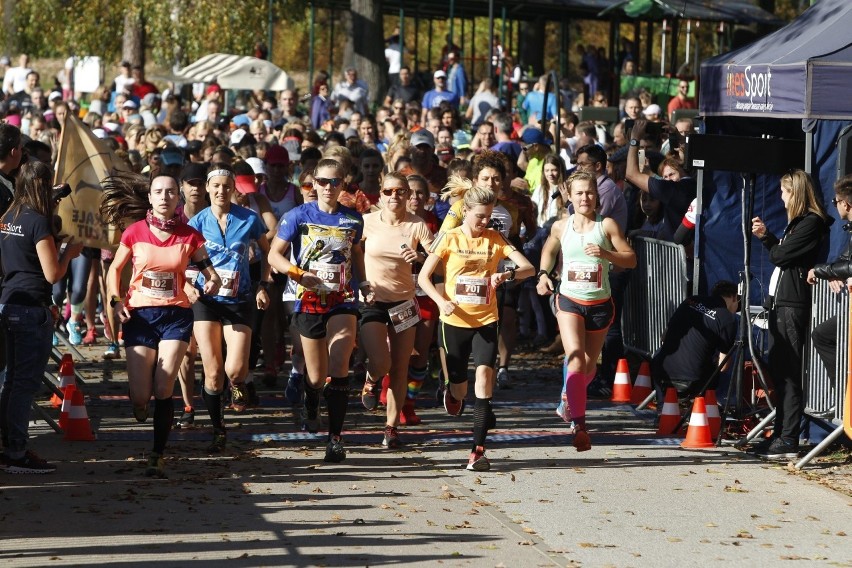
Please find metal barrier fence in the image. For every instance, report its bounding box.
[622,237,688,357]
[804,280,848,426]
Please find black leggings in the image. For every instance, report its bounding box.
[439,321,498,384]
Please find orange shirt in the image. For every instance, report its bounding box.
[362,211,434,303]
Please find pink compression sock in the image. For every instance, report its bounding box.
[565,371,587,427]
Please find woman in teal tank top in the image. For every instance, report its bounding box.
[536,171,636,452]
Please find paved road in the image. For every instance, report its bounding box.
[1,347,850,567]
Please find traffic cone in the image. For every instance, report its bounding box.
[630,361,653,405]
[50,354,76,408]
[656,387,682,436]
[63,389,95,441]
[58,384,76,431]
[681,397,715,449]
[611,359,632,403]
[704,390,721,440]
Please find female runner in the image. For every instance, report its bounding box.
[188,163,271,452]
[268,158,367,463]
[536,171,636,452]
[359,173,433,447]
[102,173,221,476]
[418,183,534,471]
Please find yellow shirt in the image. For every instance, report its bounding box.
[362,211,434,303]
[430,226,516,328]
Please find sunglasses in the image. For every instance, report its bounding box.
[382,187,408,196]
[832,198,846,207]
[314,177,342,188]
[300,182,314,191]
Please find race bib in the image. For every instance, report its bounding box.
[311,261,345,292]
[455,276,489,305]
[388,299,420,333]
[565,261,601,290]
[185,268,200,285]
[218,269,240,298]
[141,271,176,299]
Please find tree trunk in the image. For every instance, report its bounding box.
[519,17,545,77]
[3,0,16,56]
[350,0,386,110]
[122,8,145,68]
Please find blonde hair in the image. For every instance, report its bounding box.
[463,185,497,209]
[782,170,828,222]
[564,170,599,208]
[441,174,473,201]
[322,145,353,177]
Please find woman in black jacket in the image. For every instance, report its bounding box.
[751,170,831,460]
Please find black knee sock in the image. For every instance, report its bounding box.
[472,397,493,451]
[152,398,174,455]
[324,377,350,438]
[202,387,224,432]
[304,383,323,419]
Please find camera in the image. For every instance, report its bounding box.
[52,183,71,202]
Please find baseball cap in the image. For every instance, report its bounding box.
[180,162,208,183]
[229,129,247,146]
[122,99,138,110]
[232,114,251,127]
[245,157,267,177]
[206,83,221,95]
[520,127,551,146]
[642,104,662,117]
[607,146,629,164]
[233,161,258,194]
[433,70,446,79]
[160,147,185,167]
[411,129,435,148]
[265,144,290,167]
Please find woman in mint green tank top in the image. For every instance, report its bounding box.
[535,171,636,452]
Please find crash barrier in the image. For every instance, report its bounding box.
[797,280,849,468]
[622,236,688,357]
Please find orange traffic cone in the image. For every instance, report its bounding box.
[63,389,95,441]
[50,354,76,408]
[704,390,721,440]
[656,387,682,436]
[681,397,715,449]
[58,384,76,431]
[611,359,632,403]
[630,361,653,404]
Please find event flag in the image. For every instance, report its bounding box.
[54,113,127,249]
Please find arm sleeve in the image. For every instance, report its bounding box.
[813,259,852,281]
[765,215,824,269]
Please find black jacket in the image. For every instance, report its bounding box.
[760,212,831,309]
[813,225,852,280]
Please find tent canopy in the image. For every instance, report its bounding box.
[175,54,295,91]
[700,0,852,119]
[602,0,780,24]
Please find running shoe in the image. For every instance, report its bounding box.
[230,383,248,413]
[466,446,490,472]
[175,407,195,429]
[284,372,304,406]
[361,378,381,411]
[245,382,260,408]
[82,327,97,346]
[103,342,120,360]
[144,453,166,478]
[67,321,83,346]
[133,404,149,423]
[52,333,59,347]
[399,400,421,426]
[762,438,799,461]
[573,428,592,452]
[382,426,401,449]
[443,385,466,416]
[207,430,227,453]
[496,367,512,390]
[324,436,346,463]
[3,450,57,474]
[300,406,321,434]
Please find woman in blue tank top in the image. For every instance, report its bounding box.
[536,171,636,452]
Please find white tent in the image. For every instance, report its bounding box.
[175,53,294,91]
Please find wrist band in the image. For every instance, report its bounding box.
[537,269,550,280]
[110,295,122,307]
[257,281,270,290]
[194,257,213,270]
[287,265,306,282]
[506,268,516,282]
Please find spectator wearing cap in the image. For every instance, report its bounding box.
[159,145,186,179]
[194,83,222,123]
[120,99,139,124]
[130,65,159,100]
[262,144,301,221]
[331,67,369,116]
[408,128,448,200]
[178,162,210,222]
[3,54,32,95]
[421,70,460,123]
[519,127,551,190]
[642,103,663,123]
